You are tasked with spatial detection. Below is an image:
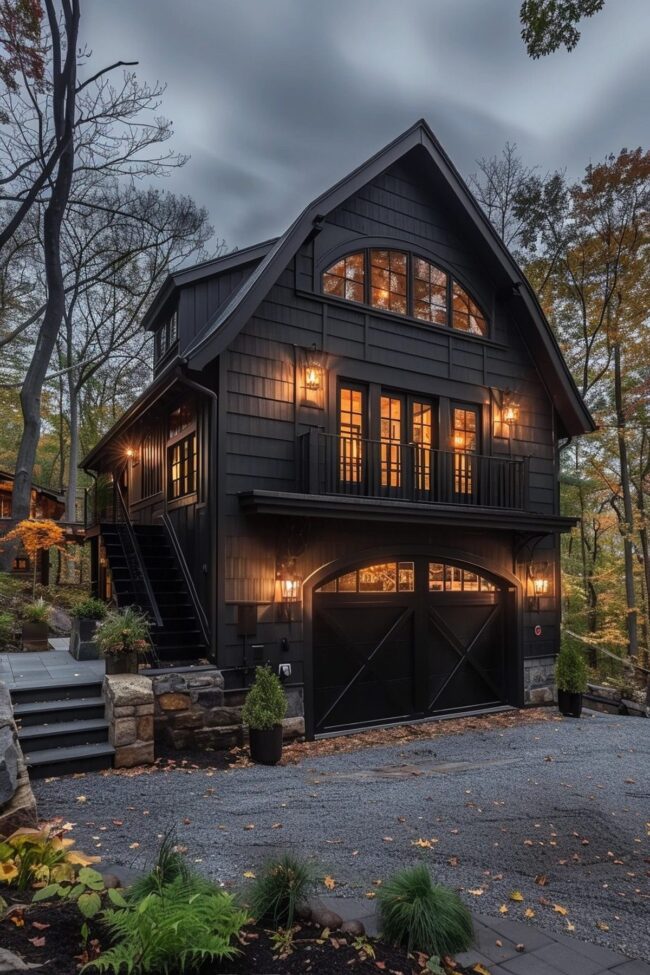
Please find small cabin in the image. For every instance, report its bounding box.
[82,120,594,738]
[0,471,65,584]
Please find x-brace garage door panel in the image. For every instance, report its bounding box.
[313,600,416,733]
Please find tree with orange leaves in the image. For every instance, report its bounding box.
[1,517,65,595]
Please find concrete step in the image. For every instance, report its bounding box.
[24,741,115,777]
[13,696,105,726]
[18,718,109,752]
[10,678,104,705]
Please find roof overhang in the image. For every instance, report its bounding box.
[0,470,64,503]
[239,490,578,534]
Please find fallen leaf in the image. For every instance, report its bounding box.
[243,871,256,879]
[596,921,610,931]
[535,874,549,886]
[32,922,50,930]
[525,908,536,918]
[467,888,484,896]
[498,904,509,914]
[244,824,255,831]
[509,890,524,902]
[324,875,336,890]
[566,921,576,932]
[76,795,88,804]
[473,965,492,975]
[553,904,568,916]
[28,936,46,947]
[129,842,140,850]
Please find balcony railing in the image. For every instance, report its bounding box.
[298,431,528,510]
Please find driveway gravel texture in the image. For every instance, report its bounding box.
[34,711,650,961]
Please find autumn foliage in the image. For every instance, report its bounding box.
[1,517,65,594]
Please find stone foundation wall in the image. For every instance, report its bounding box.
[103,675,155,768]
[0,681,37,834]
[524,655,556,705]
[151,669,305,751]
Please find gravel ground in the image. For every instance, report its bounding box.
[34,711,650,961]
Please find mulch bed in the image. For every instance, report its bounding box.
[0,888,477,974]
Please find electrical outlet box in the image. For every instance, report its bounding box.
[278,663,292,680]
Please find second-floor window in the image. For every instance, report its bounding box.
[321,249,487,336]
[154,311,178,363]
[168,434,197,500]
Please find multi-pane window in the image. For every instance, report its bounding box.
[154,311,179,363]
[412,401,433,491]
[452,406,479,495]
[339,386,364,483]
[317,561,415,593]
[0,495,11,518]
[428,562,495,592]
[413,258,447,324]
[168,433,197,499]
[322,253,365,303]
[452,282,487,335]
[370,250,407,314]
[380,395,402,488]
[321,249,488,337]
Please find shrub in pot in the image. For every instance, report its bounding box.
[556,643,588,717]
[95,606,151,674]
[22,598,51,650]
[70,597,107,660]
[242,665,287,765]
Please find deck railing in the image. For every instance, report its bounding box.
[298,430,528,510]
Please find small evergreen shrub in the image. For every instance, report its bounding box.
[95,606,151,657]
[85,874,248,974]
[241,665,287,730]
[22,598,50,624]
[555,643,588,693]
[71,597,107,620]
[248,853,312,929]
[377,865,473,957]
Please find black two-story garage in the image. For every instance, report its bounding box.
[82,119,594,738]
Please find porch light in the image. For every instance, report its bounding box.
[502,390,520,426]
[305,345,324,391]
[278,560,301,602]
[125,446,135,459]
[528,562,549,611]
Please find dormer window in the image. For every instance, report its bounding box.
[154,310,179,363]
[321,249,488,337]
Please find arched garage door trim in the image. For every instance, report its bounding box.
[303,544,522,738]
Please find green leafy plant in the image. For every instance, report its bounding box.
[0,827,99,891]
[377,865,473,957]
[0,610,15,647]
[33,866,122,920]
[555,643,588,693]
[269,926,298,958]
[241,665,287,731]
[95,605,151,657]
[247,853,312,929]
[22,597,50,624]
[127,829,190,902]
[71,597,107,620]
[84,874,248,974]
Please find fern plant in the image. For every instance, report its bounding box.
[84,874,248,974]
[248,853,312,929]
[377,864,473,957]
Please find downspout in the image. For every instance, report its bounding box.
[175,369,219,662]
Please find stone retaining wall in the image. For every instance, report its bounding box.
[0,681,37,835]
[524,655,556,705]
[103,675,155,768]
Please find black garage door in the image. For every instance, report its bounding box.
[312,558,511,735]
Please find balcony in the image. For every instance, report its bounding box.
[297,431,528,510]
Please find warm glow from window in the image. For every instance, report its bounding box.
[380,395,402,488]
[322,253,365,303]
[413,258,447,324]
[452,282,487,335]
[370,250,407,314]
[339,387,364,483]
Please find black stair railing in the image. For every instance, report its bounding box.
[113,479,163,630]
[161,512,210,647]
[299,430,528,511]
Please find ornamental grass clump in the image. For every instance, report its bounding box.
[555,642,588,693]
[71,597,107,620]
[248,853,313,929]
[22,598,51,624]
[241,664,287,730]
[127,829,190,902]
[377,864,473,957]
[94,605,151,657]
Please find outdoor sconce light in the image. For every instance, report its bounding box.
[125,446,135,460]
[452,432,466,450]
[528,562,549,612]
[501,390,520,427]
[305,345,324,391]
[277,559,301,621]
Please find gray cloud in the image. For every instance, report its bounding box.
[83,0,650,249]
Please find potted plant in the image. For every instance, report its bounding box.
[95,606,151,674]
[22,598,51,650]
[242,665,288,765]
[70,597,107,660]
[556,642,588,718]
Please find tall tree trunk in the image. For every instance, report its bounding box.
[613,341,638,658]
[1,1,80,572]
[64,378,79,523]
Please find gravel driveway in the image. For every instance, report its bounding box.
[34,711,650,960]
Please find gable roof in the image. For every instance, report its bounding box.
[141,238,278,332]
[183,118,594,437]
[0,469,64,504]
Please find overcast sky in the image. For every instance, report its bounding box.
[83,0,649,250]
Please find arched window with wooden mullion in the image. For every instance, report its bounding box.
[452,281,487,335]
[322,252,365,303]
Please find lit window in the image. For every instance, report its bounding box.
[168,433,197,499]
[380,395,402,488]
[0,495,11,519]
[339,387,364,483]
[412,401,433,492]
[413,258,447,324]
[322,253,365,303]
[452,282,487,335]
[370,250,407,315]
[452,406,479,495]
[429,562,495,592]
[317,562,415,593]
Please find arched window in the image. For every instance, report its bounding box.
[321,248,488,337]
[452,282,487,336]
[322,252,364,303]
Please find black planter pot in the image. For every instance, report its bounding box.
[104,652,139,675]
[22,621,49,651]
[70,618,101,660]
[558,689,583,718]
[249,724,283,765]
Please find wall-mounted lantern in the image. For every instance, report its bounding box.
[304,345,324,392]
[528,561,549,612]
[502,391,520,426]
[125,446,135,460]
[277,558,301,621]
